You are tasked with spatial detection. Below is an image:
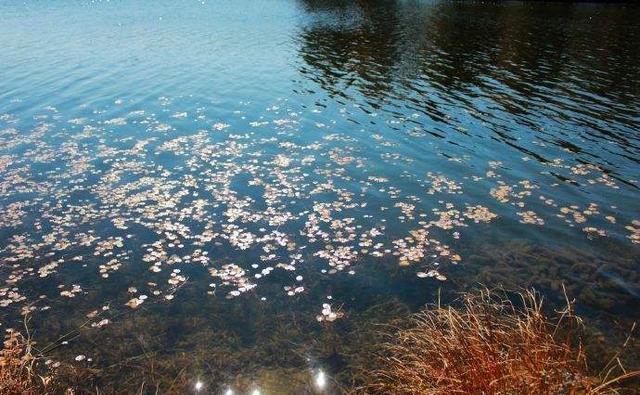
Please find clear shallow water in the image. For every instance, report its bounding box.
[1,0,639,393]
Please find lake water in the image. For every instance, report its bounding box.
[1,0,639,393]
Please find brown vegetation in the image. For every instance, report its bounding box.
[364,289,639,395]
[0,328,53,395]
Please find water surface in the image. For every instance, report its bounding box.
[1,0,639,393]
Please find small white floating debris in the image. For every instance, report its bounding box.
[91,319,110,328]
[125,298,144,309]
[316,303,344,322]
[416,270,447,281]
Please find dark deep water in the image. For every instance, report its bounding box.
[1,0,639,393]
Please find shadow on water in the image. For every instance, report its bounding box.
[296,0,640,163]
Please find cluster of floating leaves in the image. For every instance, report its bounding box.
[0,98,637,348]
[315,303,343,322]
[517,211,545,226]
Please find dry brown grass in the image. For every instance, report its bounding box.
[0,315,82,395]
[364,288,639,395]
[0,328,52,395]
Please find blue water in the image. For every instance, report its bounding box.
[1,0,639,393]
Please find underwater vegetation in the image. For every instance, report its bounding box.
[2,289,638,395]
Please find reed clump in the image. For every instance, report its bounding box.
[0,329,51,395]
[365,289,638,395]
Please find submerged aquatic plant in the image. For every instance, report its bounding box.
[363,288,639,395]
